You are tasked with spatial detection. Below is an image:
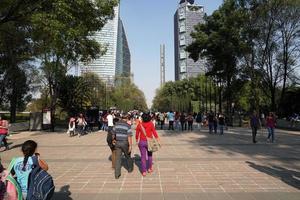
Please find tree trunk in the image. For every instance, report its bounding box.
[205,76,208,112]
[9,94,17,123]
[214,81,217,114]
[270,87,276,112]
[48,78,56,132]
[279,44,288,116]
[209,79,212,112]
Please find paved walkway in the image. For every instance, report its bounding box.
[1,127,299,200]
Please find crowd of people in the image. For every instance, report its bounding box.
[151,111,227,134]
[0,109,280,198]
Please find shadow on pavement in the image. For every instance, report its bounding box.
[175,127,300,161]
[246,161,300,190]
[52,185,72,200]
[7,142,22,150]
[133,154,142,173]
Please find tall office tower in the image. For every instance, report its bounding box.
[160,44,166,87]
[80,5,131,85]
[174,0,205,81]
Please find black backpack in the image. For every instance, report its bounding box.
[27,156,55,200]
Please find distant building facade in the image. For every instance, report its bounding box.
[174,0,205,81]
[81,5,131,85]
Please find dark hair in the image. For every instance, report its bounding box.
[21,140,37,171]
[141,113,151,122]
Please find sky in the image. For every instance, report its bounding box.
[120,0,224,108]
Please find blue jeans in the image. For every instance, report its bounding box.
[219,125,224,135]
[174,120,179,130]
[77,125,84,136]
[101,123,108,131]
[267,127,274,142]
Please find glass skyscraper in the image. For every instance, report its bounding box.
[174,0,205,81]
[80,5,131,85]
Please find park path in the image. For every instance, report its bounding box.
[1,127,299,200]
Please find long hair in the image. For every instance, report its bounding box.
[21,140,37,171]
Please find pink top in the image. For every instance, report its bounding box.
[266,116,276,128]
[0,120,8,135]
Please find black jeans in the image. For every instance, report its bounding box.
[168,121,174,130]
[252,127,257,143]
[181,121,187,131]
[106,128,115,151]
[188,122,193,131]
[160,120,164,129]
[115,141,133,178]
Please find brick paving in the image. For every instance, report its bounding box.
[0,126,299,199]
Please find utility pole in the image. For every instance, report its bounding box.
[160,44,165,88]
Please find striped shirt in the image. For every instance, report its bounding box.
[113,121,132,141]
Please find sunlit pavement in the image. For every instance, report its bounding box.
[1,126,299,200]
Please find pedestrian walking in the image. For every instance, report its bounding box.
[158,112,165,130]
[12,140,49,200]
[213,115,218,134]
[208,111,214,134]
[196,112,202,130]
[174,111,180,130]
[76,113,86,137]
[180,112,187,131]
[98,111,103,130]
[218,114,225,135]
[167,111,175,130]
[0,115,9,151]
[187,113,194,131]
[266,112,276,143]
[67,117,76,137]
[106,110,116,169]
[250,111,260,143]
[113,115,134,179]
[136,113,161,177]
[101,112,108,131]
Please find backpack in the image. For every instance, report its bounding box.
[2,158,23,200]
[27,156,54,200]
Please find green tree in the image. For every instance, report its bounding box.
[110,79,147,112]
[58,73,106,116]
[187,0,246,115]
[30,0,117,131]
[152,75,217,113]
[0,19,34,122]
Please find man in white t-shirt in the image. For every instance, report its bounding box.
[107,112,114,128]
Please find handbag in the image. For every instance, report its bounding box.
[140,124,159,152]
